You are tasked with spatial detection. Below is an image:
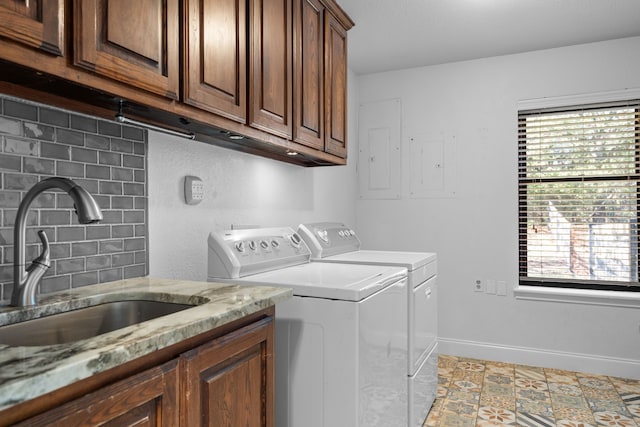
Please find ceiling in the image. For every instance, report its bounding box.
[338,0,640,75]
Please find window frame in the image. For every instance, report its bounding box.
[517,94,640,293]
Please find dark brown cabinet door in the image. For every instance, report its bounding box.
[184,0,247,123]
[324,11,348,158]
[0,0,64,55]
[17,360,180,427]
[293,0,325,150]
[73,0,179,99]
[181,316,274,427]
[248,0,293,139]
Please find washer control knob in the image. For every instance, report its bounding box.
[260,240,269,249]
[349,229,356,236]
[289,233,302,247]
[338,230,345,237]
[235,241,245,252]
[248,240,257,251]
[271,240,280,248]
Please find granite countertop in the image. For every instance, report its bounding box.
[0,277,292,412]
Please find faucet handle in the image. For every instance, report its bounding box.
[31,230,51,268]
[18,230,51,306]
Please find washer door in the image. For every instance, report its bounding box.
[410,275,437,373]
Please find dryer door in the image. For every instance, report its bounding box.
[410,275,437,374]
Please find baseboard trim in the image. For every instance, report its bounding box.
[439,337,640,380]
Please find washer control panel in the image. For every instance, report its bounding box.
[208,227,310,278]
[233,234,298,254]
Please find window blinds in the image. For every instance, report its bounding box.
[518,101,640,291]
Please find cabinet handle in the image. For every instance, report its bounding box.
[425,288,432,298]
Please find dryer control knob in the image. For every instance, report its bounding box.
[317,230,329,243]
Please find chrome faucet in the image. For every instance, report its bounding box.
[11,177,103,307]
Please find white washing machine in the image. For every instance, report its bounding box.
[298,222,438,427]
[207,227,409,427]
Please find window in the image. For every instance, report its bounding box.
[518,100,640,292]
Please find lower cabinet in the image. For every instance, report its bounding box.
[15,360,180,427]
[182,316,274,426]
[12,312,274,427]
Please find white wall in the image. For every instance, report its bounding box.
[355,37,640,377]
[148,70,359,281]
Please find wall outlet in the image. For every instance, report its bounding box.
[474,279,485,292]
[184,175,204,205]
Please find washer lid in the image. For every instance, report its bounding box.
[322,250,436,272]
[233,262,407,301]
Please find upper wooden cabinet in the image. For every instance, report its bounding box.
[293,0,349,158]
[248,0,293,139]
[0,0,352,166]
[293,0,325,150]
[0,0,64,55]
[325,11,348,158]
[185,0,292,139]
[183,0,247,122]
[73,0,180,99]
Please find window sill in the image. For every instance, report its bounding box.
[514,285,640,308]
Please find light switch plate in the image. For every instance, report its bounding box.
[184,176,204,205]
[497,281,507,296]
[486,279,496,295]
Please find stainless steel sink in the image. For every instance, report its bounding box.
[0,300,194,347]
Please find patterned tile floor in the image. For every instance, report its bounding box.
[424,354,640,427]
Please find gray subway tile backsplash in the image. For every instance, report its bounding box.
[72,271,99,287]
[98,120,122,137]
[4,99,37,121]
[40,108,70,128]
[0,117,21,136]
[0,94,148,303]
[24,122,55,141]
[70,115,98,133]
[0,154,22,172]
[56,128,86,147]
[40,141,70,160]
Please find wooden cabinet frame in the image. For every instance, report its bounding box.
[73,0,180,99]
[0,0,64,55]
